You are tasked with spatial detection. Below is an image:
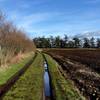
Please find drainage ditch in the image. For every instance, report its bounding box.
[44,61,52,100]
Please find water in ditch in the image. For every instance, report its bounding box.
[44,61,51,100]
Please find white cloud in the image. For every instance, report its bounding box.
[6,1,100,38]
[12,12,61,29]
[11,11,100,38]
[7,11,66,37]
[76,31,100,38]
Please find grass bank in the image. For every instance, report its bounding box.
[44,53,85,100]
[2,52,44,100]
[0,52,35,86]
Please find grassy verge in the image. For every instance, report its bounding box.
[44,53,85,100]
[2,52,44,100]
[0,52,35,85]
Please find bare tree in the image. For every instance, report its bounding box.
[0,11,36,67]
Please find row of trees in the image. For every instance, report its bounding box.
[33,35,100,48]
[0,11,35,66]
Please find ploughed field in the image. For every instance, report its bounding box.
[44,49,100,73]
[44,49,100,100]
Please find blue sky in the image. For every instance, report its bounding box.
[0,0,100,38]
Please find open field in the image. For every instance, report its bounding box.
[44,49,100,100]
[44,48,100,73]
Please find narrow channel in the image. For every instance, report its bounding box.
[44,61,51,100]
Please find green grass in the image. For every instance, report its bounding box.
[2,52,44,100]
[0,52,34,85]
[44,54,85,100]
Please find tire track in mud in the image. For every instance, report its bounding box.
[49,54,100,100]
[0,53,37,99]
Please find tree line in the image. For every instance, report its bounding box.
[33,35,100,48]
[0,11,35,66]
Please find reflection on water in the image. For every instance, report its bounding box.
[44,62,51,97]
[44,62,48,70]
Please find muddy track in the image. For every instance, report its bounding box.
[48,54,100,100]
[0,53,37,98]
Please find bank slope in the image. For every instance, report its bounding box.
[2,53,44,100]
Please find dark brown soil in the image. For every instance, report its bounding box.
[44,49,100,100]
[44,49,100,73]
